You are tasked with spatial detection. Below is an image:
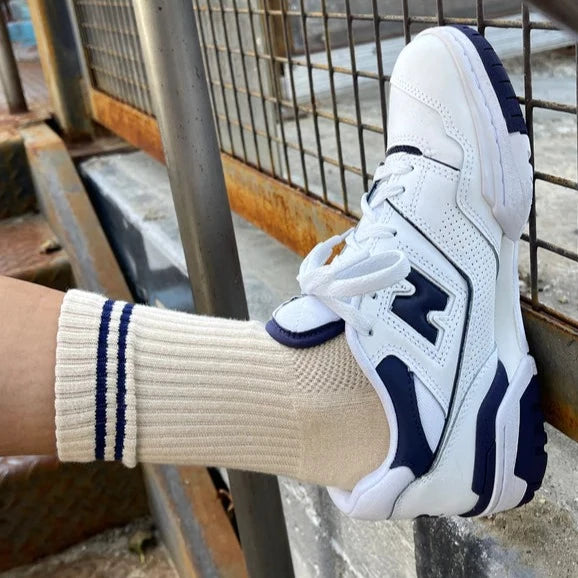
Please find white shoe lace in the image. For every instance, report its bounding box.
[297,159,414,335]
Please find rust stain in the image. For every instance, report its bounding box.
[176,467,248,577]
[90,90,164,163]
[522,303,578,442]
[223,154,355,256]
[543,398,578,442]
[0,110,49,131]
[89,90,356,256]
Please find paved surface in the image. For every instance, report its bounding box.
[0,518,177,578]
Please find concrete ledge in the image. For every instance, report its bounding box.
[416,424,578,578]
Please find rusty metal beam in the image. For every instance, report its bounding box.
[144,465,248,578]
[90,88,163,162]
[522,303,578,441]
[224,153,355,253]
[28,0,92,139]
[0,10,27,114]
[88,88,578,443]
[90,88,355,253]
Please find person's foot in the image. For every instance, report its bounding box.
[266,25,547,519]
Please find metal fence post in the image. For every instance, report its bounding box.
[28,0,92,139]
[0,10,27,113]
[132,2,295,576]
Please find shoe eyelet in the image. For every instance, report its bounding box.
[368,329,374,336]
[371,293,377,300]
[410,165,415,171]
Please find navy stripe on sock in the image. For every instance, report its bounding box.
[114,303,134,461]
[95,299,114,460]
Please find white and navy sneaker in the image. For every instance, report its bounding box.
[266,25,547,519]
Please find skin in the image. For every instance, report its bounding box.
[0,276,62,456]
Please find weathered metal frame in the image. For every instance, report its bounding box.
[21,122,130,297]
[0,9,27,113]
[194,0,578,300]
[27,0,92,138]
[144,464,249,578]
[527,0,578,34]
[87,87,578,443]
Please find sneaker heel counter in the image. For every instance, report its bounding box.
[493,132,533,241]
[496,237,529,381]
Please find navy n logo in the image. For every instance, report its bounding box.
[392,268,449,344]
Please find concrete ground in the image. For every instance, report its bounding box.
[0,518,177,578]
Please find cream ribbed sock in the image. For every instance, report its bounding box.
[55,290,389,490]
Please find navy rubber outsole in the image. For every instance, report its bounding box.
[514,375,548,507]
[452,25,528,135]
[463,366,548,516]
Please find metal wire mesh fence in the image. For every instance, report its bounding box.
[71,0,577,324]
[73,0,153,114]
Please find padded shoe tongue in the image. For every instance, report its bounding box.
[265,295,345,348]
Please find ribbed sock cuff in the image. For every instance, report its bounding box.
[55,290,138,466]
[55,290,301,476]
